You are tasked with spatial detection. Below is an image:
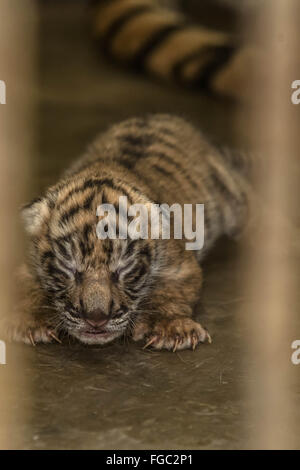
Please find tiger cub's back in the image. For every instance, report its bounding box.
[68,114,250,257]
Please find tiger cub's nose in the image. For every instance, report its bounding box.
[85,309,109,329]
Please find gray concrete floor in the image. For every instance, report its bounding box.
[2,1,300,450]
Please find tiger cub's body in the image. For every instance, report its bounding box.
[4,115,249,351]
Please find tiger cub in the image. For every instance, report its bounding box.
[3,115,249,351]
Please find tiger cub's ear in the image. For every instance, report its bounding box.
[21,197,50,235]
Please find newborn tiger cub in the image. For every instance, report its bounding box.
[5,115,249,351]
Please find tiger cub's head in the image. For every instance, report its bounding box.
[22,176,161,345]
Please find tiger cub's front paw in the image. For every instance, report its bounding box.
[1,315,61,346]
[133,316,211,351]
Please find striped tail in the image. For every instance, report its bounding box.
[89,0,246,97]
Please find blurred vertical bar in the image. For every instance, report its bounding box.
[0,0,36,449]
[244,0,299,449]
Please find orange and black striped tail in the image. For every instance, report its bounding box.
[88,0,252,98]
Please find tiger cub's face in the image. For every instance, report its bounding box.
[22,183,159,345]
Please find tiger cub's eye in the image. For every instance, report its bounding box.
[111,266,128,282]
[111,270,119,283]
[113,310,124,318]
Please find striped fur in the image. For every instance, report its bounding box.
[90,0,252,97]
[4,115,250,350]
